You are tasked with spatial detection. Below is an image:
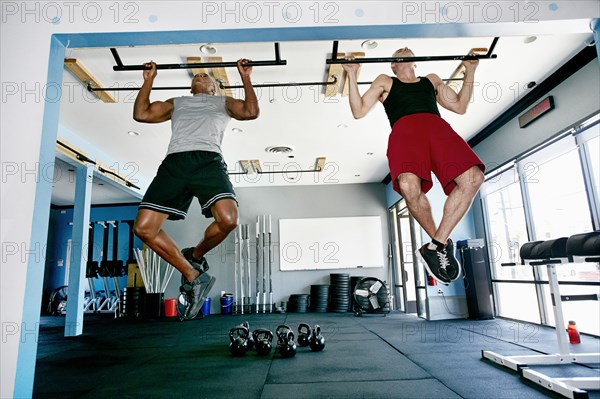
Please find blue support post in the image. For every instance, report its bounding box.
[64,164,94,336]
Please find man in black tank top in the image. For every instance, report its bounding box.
[343,47,485,285]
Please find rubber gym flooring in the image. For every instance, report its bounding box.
[34,312,600,399]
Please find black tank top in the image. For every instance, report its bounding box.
[383,77,440,127]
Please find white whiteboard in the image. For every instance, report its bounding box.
[279,216,384,271]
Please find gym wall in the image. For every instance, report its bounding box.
[162,182,389,314]
[44,204,142,310]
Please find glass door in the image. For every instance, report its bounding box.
[389,200,426,317]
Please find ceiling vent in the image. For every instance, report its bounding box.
[265,145,294,154]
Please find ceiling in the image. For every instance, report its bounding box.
[55,31,595,205]
[51,157,142,206]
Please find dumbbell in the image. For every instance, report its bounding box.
[252,328,274,356]
[276,324,297,358]
[229,325,250,356]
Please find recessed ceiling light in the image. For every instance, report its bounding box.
[337,123,348,129]
[361,40,378,50]
[231,127,243,133]
[127,131,139,136]
[524,36,537,44]
[199,44,217,55]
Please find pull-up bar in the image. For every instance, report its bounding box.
[111,43,287,71]
[326,37,499,64]
[87,76,339,92]
[219,75,338,89]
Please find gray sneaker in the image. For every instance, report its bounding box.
[181,247,210,286]
[179,272,216,320]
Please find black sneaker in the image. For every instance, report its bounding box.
[445,239,462,281]
[179,272,216,320]
[415,244,451,285]
[182,247,209,272]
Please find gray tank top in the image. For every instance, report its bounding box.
[167,94,231,156]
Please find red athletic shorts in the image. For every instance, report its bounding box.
[386,113,485,196]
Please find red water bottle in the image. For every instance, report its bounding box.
[567,320,581,344]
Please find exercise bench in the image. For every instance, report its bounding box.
[482,232,600,399]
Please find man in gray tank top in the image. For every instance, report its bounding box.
[133,59,259,320]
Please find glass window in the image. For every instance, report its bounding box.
[482,168,531,280]
[586,134,600,201]
[523,136,593,239]
[493,282,540,324]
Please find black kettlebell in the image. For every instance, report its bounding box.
[297,323,312,347]
[229,325,249,356]
[253,328,274,356]
[276,325,297,358]
[309,324,326,352]
[242,321,255,351]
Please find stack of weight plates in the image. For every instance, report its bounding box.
[349,276,367,311]
[329,273,350,313]
[287,294,309,313]
[121,287,144,318]
[309,284,330,313]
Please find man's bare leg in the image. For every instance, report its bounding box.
[396,172,437,239]
[433,166,484,245]
[188,199,239,261]
[133,209,199,283]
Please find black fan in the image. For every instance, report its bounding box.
[353,277,389,316]
[48,285,68,315]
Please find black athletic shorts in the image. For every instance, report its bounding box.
[139,151,237,220]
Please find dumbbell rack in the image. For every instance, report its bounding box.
[482,232,600,399]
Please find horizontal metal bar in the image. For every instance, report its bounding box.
[258,167,322,175]
[89,77,338,92]
[114,59,287,71]
[89,85,182,92]
[57,141,96,165]
[228,168,322,176]
[561,294,599,302]
[328,37,499,65]
[492,279,600,286]
[220,76,338,89]
[97,166,140,190]
[356,77,463,86]
[327,53,497,65]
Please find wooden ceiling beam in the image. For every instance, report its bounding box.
[208,57,233,97]
[325,53,345,97]
[64,58,116,103]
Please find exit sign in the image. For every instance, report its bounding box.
[519,96,555,128]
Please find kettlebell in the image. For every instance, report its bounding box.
[309,324,326,352]
[242,321,255,351]
[297,323,312,347]
[276,325,297,358]
[229,325,249,356]
[252,328,274,356]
